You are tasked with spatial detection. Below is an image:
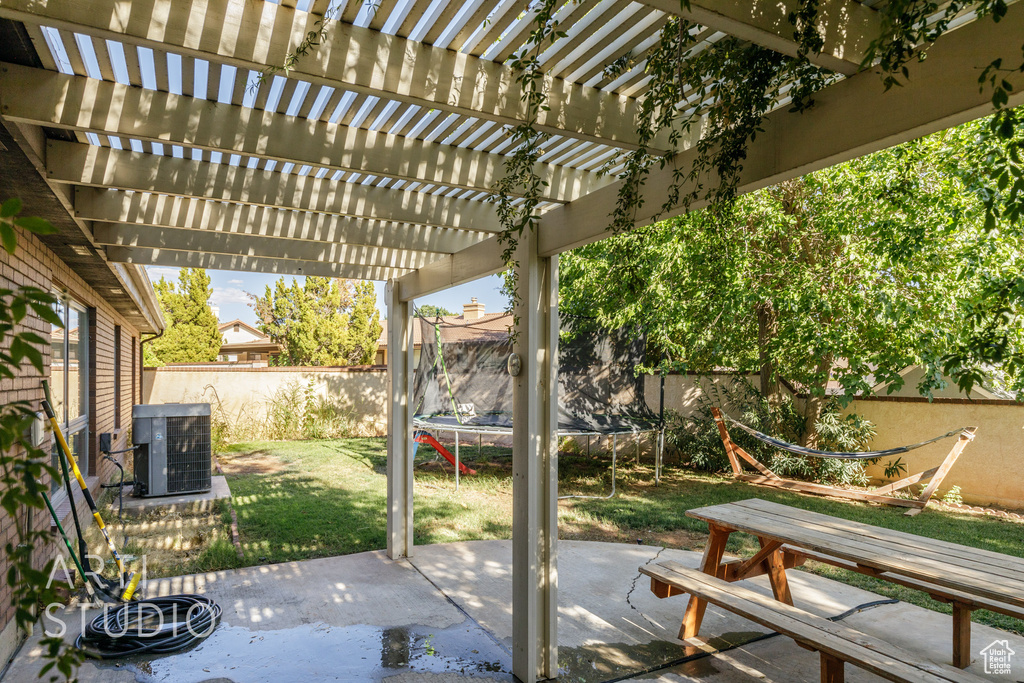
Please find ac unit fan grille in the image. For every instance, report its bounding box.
[166,415,212,494]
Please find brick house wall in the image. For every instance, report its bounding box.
[0,225,143,658]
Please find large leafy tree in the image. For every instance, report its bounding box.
[149,268,221,364]
[560,120,1024,443]
[250,277,381,366]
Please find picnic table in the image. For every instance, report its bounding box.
[648,498,1024,670]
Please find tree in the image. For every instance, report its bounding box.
[250,277,382,366]
[416,304,455,318]
[560,120,1024,442]
[347,281,383,365]
[149,268,221,364]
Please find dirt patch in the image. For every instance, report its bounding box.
[218,449,289,475]
[558,517,706,551]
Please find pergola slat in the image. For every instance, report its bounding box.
[397,2,1024,301]
[48,142,504,234]
[1,64,606,203]
[0,0,657,149]
[94,223,440,270]
[75,187,492,251]
[641,0,881,75]
[105,246,409,280]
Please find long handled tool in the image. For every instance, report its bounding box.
[40,490,97,600]
[41,382,90,577]
[40,382,137,598]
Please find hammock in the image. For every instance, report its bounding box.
[710,407,977,515]
[721,413,971,460]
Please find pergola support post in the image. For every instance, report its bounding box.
[512,229,559,682]
[386,279,414,559]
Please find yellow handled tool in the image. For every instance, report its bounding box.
[41,386,134,590]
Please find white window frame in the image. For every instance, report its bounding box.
[50,292,90,489]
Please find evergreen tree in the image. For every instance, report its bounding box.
[149,268,221,364]
[250,277,381,366]
[346,281,383,365]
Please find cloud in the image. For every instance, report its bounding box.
[228,279,243,285]
[145,266,179,282]
[210,287,251,306]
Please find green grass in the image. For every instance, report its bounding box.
[204,437,1023,635]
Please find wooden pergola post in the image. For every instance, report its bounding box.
[386,279,414,559]
[512,229,559,682]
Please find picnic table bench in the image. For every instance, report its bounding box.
[644,498,1024,672]
[642,562,987,683]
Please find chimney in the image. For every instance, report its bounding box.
[463,297,485,320]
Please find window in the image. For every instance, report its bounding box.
[131,336,137,406]
[253,353,261,361]
[114,326,121,429]
[50,294,89,489]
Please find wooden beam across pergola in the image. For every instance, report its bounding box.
[1,1,1022,681]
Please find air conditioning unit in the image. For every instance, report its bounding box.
[131,403,212,498]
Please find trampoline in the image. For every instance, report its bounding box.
[412,312,665,498]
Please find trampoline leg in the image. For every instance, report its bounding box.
[636,434,640,465]
[656,429,664,486]
[478,433,482,457]
[455,430,460,492]
[587,435,590,456]
[611,435,617,498]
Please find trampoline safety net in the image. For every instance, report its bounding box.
[412,314,659,435]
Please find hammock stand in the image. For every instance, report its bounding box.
[710,407,977,516]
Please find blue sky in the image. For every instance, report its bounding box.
[145,266,510,325]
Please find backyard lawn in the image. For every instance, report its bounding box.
[142,437,1024,635]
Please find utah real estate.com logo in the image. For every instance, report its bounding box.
[980,639,1015,676]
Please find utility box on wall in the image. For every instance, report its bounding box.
[131,403,212,498]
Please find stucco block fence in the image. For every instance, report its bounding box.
[143,365,388,438]
[845,397,1024,509]
[144,367,1024,509]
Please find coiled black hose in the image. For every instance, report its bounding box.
[76,595,222,658]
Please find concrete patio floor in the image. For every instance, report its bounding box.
[4,540,1022,682]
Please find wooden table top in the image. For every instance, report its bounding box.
[687,498,1024,610]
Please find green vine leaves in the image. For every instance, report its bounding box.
[493,0,567,333]
[0,197,82,682]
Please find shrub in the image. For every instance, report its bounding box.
[264,380,355,441]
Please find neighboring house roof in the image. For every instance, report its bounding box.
[220,340,282,354]
[218,319,265,337]
[378,311,512,348]
[217,319,282,355]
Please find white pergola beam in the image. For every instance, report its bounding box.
[397,5,1024,301]
[0,0,651,150]
[48,142,502,234]
[511,230,559,683]
[385,279,414,560]
[105,246,408,280]
[83,205,479,253]
[396,238,507,302]
[75,187,487,253]
[642,0,880,75]
[0,64,603,203]
[73,181,499,237]
[93,223,440,270]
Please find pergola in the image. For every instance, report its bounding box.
[0,0,1021,680]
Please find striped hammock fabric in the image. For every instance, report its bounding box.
[722,414,970,460]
